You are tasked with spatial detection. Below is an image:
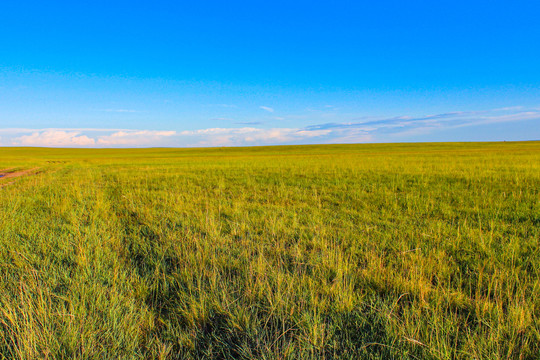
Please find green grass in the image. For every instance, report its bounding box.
[1,142,539,359]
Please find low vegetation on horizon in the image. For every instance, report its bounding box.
[1,142,539,359]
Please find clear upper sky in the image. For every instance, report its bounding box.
[1,0,539,147]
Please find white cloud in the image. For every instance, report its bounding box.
[14,130,96,147]
[260,106,274,113]
[180,127,330,146]
[97,130,176,146]
[8,129,176,147]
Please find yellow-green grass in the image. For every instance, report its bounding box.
[1,142,539,359]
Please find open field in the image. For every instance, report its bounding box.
[0,142,539,359]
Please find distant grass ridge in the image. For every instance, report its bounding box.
[0,142,539,359]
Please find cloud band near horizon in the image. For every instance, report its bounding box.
[0,107,538,147]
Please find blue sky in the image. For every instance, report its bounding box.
[1,0,539,147]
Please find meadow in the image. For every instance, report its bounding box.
[0,142,539,359]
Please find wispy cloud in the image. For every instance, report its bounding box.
[260,106,274,113]
[306,107,540,137]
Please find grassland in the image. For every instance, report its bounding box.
[0,142,539,359]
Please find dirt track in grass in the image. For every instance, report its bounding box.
[0,168,41,187]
